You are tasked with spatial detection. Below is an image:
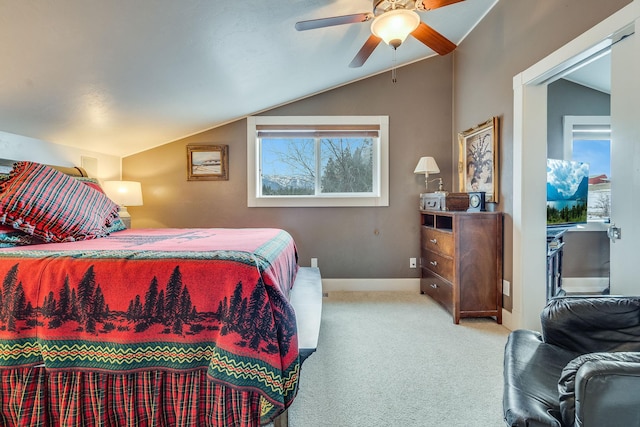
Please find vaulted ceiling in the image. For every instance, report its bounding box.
[0,0,499,157]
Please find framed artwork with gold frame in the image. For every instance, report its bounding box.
[187,144,229,181]
[458,117,500,203]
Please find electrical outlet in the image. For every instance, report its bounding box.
[409,257,417,269]
[311,258,318,268]
[503,279,510,297]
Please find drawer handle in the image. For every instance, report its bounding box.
[429,238,437,244]
[430,283,438,289]
[430,261,438,266]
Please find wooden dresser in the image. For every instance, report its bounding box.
[419,210,503,324]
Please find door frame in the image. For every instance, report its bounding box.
[508,1,639,331]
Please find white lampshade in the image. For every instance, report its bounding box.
[414,157,441,192]
[103,181,143,206]
[371,9,421,49]
[414,157,440,175]
[103,181,143,229]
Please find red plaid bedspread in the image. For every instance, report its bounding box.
[0,228,299,426]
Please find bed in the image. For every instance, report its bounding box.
[0,160,317,426]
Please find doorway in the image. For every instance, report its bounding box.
[547,80,611,296]
[510,2,639,331]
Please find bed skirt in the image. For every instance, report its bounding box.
[0,366,277,427]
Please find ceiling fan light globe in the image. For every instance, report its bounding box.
[371,9,420,47]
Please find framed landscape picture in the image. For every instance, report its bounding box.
[187,144,229,181]
[458,117,500,203]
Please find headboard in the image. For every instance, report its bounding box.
[0,158,88,177]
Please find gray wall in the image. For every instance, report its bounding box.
[547,79,611,159]
[123,56,454,279]
[453,0,630,310]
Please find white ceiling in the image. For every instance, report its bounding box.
[0,0,498,157]
[564,51,611,94]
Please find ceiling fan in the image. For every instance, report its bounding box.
[295,0,464,68]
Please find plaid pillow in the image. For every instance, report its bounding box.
[0,175,125,247]
[75,177,127,233]
[75,176,104,193]
[0,162,120,242]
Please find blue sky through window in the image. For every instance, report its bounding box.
[261,138,314,176]
[572,139,610,177]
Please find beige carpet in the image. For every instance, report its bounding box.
[287,291,509,427]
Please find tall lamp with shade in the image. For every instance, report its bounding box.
[414,156,445,193]
[103,181,143,229]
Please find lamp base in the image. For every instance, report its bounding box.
[426,177,447,194]
[118,207,131,229]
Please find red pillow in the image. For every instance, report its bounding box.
[75,177,127,233]
[0,162,119,242]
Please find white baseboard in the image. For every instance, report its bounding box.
[562,277,609,293]
[322,278,420,293]
[501,308,515,331]
[321,279,514,331]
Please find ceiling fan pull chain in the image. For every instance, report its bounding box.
[392,49,398,83]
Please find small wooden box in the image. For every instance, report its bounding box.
[444,193,469,211]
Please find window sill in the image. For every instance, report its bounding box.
[570,221,609,232]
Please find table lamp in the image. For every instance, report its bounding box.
[103,180,143,228]
[414,156,444,192]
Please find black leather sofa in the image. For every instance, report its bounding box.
[503,296,640,427]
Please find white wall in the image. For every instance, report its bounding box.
[0,131,121,180]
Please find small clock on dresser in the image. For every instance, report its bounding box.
[467,191,486,212]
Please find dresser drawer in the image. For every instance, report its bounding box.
[421,249,454,282]
[420,271,453,313]
[419,210,503,324]
[421,227,454,256]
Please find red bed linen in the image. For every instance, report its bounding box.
[0,367,264,427]
[0,228,299,426]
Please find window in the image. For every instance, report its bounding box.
[563,116,611,223]
[247,116,389,207]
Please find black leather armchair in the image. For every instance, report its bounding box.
[503,296,640,427]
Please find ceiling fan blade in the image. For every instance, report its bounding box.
[419,0,465,11]
[349,35,382,68]
[295,13,373,31]
[411,22,456,55]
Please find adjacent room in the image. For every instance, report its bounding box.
[1,0,638,426]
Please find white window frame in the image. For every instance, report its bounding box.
[247,116,389,207]
[562,115,611,231]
